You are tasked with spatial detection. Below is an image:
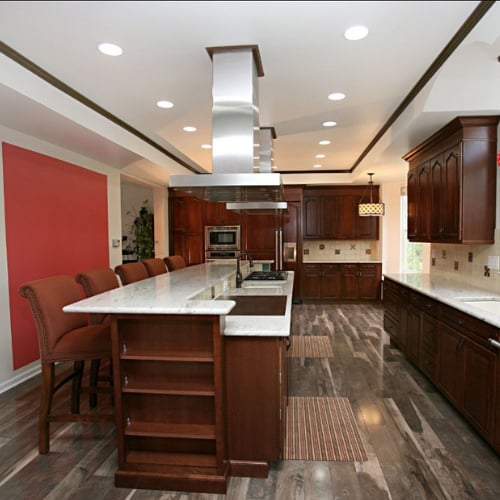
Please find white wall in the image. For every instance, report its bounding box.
[381,182,405,274]
[0,124,123,392]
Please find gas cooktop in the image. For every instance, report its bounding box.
[244,271,287,281]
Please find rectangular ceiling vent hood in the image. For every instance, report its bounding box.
[169,45,285,204]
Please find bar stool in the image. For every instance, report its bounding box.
[76,267,120,407]
[163,255,187,271]
[114,262,149,285]
[19,275,114,454]
[142,258,168,277]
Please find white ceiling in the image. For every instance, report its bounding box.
[0,1,499,188]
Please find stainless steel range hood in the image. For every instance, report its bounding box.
[169,45,285,204]
[226,127,288,212]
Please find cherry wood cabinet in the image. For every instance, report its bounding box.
[169,192,206,266]
[242,212,280,262]
[224,336,287,477]
[303,263,380,301]
[111,314,228,493]
[404,116,499,244]
[382,277,500,453]
[303,186,379,240]
[303,263,341,300]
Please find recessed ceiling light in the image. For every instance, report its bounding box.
[183,126,197,132]
[98,43,123,56]
[201,144,212,149]
[315,154,326,159]
[313,164,322,168]
[344,25,368,41]
[319,140,331,145]
[322,121,337,127]
[157,100,174,109]
[328,92,346,101]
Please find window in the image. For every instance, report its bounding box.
[400,194,425,273]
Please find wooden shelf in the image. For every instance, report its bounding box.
[122,380,215,396]
[121,351,214,362]
[125,422,216,440]
[126,450,217,468]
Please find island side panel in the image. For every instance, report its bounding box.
[224,336,287,477]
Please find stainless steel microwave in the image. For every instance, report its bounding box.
[204,225,241,251]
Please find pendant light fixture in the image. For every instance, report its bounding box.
[358,173,385,216]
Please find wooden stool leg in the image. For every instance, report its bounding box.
[89,359,100,408]
[39,363,55,454]
[71,360,84,414]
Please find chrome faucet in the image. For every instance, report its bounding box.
[236,253,254,288]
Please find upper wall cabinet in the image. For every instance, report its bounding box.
[403,116,500,244]
[303,186,379,240]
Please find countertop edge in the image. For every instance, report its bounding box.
[383,273,500,329]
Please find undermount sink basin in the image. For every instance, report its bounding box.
[216,295,287,316]
[456,297,500,314]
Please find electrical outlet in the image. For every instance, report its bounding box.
[441,250,446,259]
[454,261,459,271]
[303,248,309,255]
[468,252,473,263]
[335,249,340,255]
[432,258,436,266]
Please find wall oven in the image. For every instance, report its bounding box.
[205,226,241,259]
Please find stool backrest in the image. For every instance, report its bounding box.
[76,268,120,324]
[164,255,186,271]
[142,258,168,277]
[114,262,149,285]
[19,275,87,360]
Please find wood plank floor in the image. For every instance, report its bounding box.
[1,303,499,499]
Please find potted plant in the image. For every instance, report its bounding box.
[127,200,154,261]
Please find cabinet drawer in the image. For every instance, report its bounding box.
[383,279,400,295]
[411,293,440,317]
[323,264,340,272]
[303,264,321,271]
[440,304,498,343]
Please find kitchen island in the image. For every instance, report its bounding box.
[64,262,293,493]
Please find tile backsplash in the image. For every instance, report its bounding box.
[430,229,500,292]
[303,240,381,261]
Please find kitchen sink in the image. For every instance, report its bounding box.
[216,295,287,316]
[455,297,500,314]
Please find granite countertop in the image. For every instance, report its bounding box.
[384,273,500,329]
[64,262,294,337]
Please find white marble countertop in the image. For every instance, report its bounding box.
[384,273,500,329]
[64,262,294,337]
[304,260,382,264]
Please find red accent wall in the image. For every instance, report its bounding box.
[3,143,109,369]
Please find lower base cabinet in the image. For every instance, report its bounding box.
[110,315,288,493]
[224,336,287,477]
[382,277,500,454]
[303,263,381,301]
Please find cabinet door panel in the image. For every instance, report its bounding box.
[340,264,358,299]
[303,266,322,299]
[322,196,338,238]
[442,145,461,240]
[303,197,321,239]
[337,196,358,239]
[462,338,496,438]
[407,169,418,240]
[243,213,278,255]
[321,266,341,299]
[437,323,461,406]
[358,264,381,300]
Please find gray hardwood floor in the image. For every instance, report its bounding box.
[0,303,499,499]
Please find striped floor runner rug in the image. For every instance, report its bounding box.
[288,336,333,358]
[284,397,368,462]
